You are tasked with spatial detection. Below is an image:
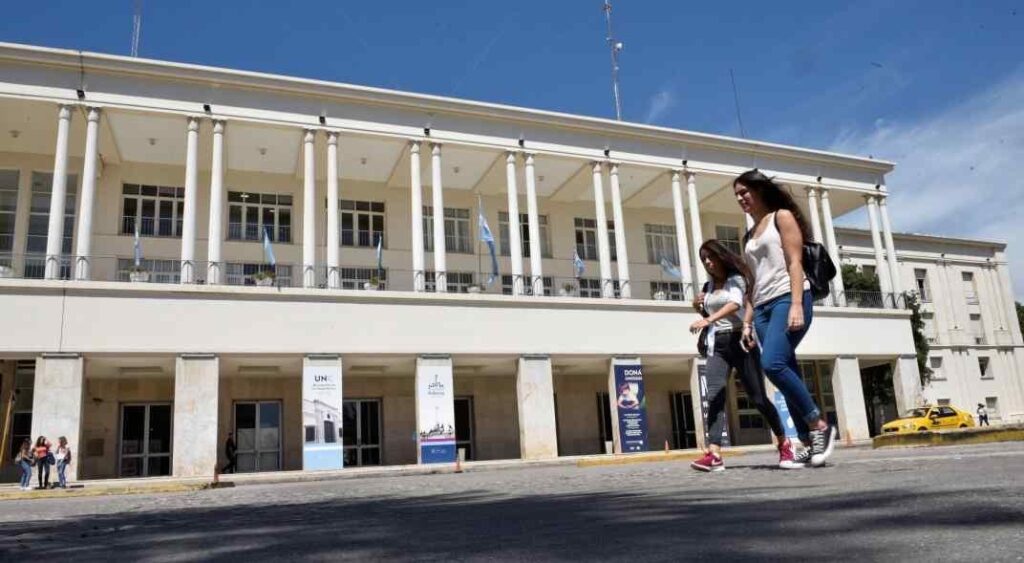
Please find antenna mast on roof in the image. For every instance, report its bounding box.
[603,1,624,121]
[131,0,143,57]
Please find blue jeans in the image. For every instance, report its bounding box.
[754,290,821,441]
[19,460,32,488]
[57,460,68,488]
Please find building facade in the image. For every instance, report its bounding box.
[0,42,1012,482]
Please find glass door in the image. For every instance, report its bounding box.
[670,392,698,449]
[454,397,475,461]
[234,401,282,472]
[119,403,172,477]
[342,399,381,466]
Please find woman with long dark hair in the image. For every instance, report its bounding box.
[734,169,837,467]
[689,240,794,471]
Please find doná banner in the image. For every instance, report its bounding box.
[302,362,344,470]
[417,363,456,463]
[613,364,649,453]
[697,363,730,447]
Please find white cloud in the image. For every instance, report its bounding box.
[831,70,1024,300]
[644,88,674,124]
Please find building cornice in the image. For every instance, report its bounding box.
[836,227,1006,250]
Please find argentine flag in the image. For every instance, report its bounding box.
[375,233,384,271]
[659,256,682,280]
[133,222,143,268]
[261,226,276,267]
[572,248,585,278]
[478,198,499,285]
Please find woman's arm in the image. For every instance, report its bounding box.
[776,209,806,332]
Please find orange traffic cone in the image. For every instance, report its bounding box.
[664,439,670,453]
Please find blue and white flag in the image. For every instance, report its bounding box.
[261,226,276,267]
[478,197,499,286]
[659,256,682,280]
[133,222,143,268]
[572,248,586,278]
[375,233,384,271]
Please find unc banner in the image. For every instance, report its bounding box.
[697,363,730,447]
[416,360,456,464]
[612,364,649,453]
[302,360,344,470]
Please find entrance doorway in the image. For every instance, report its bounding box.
[119,403,172,477]
[342,399,381,466]
[670,392,698,449]
[454,397,475,461]
[234,401,282,472]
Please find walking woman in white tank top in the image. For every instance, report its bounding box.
[734,169,838,468]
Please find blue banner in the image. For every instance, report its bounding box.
[772,390,800,440]
[697,363,730,447]
[613,364,648,453]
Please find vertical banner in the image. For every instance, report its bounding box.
[302,358,344,470]
[612,363,648,453]
[697,363,730,447]
[416,359,456,464]
[772,390,800,441]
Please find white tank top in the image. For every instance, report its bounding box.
[744,212,808,306]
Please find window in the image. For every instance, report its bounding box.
[226,263,292,287]
[929,357,944,380]
[969,313,986,345]
[650,281,686,301]
[914,268,931,302]
[340,200,385,248]
[962,271,978,304]
[0,170,19,257]
[645,224,678,264]
[936,399,951,407]
[985,397,999,417]
[502,275,553,296]
[117,259,181,284]
[121,184,185,238]
[228,191,292,243]
[574,218,616,261]
[9,360,35,459]
[716,225,742,255]
[340,267,387,290]
[500,212,551,258]
[25,172,77,279]
[424,207,472,253]
[578,278,619,299]
[979,357,992,379]
[425,271,475,293]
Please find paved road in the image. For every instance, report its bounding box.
[1,442,1023,562]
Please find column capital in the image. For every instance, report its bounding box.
[302,129,317,142]
[684,169,697,182]
[506,150,517,163]
[608,162,621,174]
[409,139,421,153]
[85,107,101,122]
[805,185,820,197]
[863,193,879,204]
[591,161,603,172]
[431,142,442,155]
[57,104,73,120]
[819,186,832,199]
[326,131,339,145]
[876,194,889,206]
[670,169,682,180]
[523,152,536,163]
[212,120,225,134]
[187,116,201,132]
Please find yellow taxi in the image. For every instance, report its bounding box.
[881,405,976,434]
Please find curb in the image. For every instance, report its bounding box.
[0,482,210,502]
[872,424,1024,449]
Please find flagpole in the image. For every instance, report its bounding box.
[476,195,483,287]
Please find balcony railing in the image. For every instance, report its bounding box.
[839,290,908,310]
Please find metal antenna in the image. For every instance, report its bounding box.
[729,68,747,138]
[603,1,624,120]
[131,0,143,57]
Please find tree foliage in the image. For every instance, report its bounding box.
[841,264,881,293]
[906,292,931,387]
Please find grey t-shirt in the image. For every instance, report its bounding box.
[704,275,746,332]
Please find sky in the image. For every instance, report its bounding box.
[2,1,1022,297]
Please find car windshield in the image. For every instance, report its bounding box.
[903,408,930,418]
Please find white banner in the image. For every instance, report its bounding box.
[416,360,456,464]
[302,360,343,470]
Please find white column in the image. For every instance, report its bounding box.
[669,171,693,289]
[44,105,72,280]
[878,195,902,296]
[832,356,870,444]
[820,188,846,306]
[516,355,558,459]
[179,117,200,284]
[206,120,225,284]
[608,163,631,298]
[326,132,341,289]
[302,129,317,288]
[173,354,219,478]
[31,354,84,481]
[524,153,544,296]
[430,143,447,292]
[591,162,614,298]
[805,187,823,243]
[893,354,924,413]
[685,171,704,285]
[74,107,101,280]
[505,152,524,296]
[409,142,425,292]
[984,264,1009,332]
[865,195,892,304]
[995,263,1023,344]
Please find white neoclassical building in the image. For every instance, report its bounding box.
[0,42,1020,481]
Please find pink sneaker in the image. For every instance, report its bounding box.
[691,452,724,472]
[778,438,806,470]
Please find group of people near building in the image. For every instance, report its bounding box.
[688,169,839,472]
[14,435,72,491]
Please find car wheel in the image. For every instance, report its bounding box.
[959,424,967,428]
[918,427,928,432]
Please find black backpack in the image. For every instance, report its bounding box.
[745,213,836,300]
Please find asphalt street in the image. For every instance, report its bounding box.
[1,442,1022,562]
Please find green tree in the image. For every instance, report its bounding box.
[906,292,931,387]
[841,264,881,293]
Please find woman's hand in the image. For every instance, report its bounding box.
[741,324,756,350]
[788,303,805,333]
[689,318,710,334]
[693,291,706,311]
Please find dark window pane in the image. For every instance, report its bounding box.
[148,405,172,454]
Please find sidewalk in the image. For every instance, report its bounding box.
[0,441,869,501]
